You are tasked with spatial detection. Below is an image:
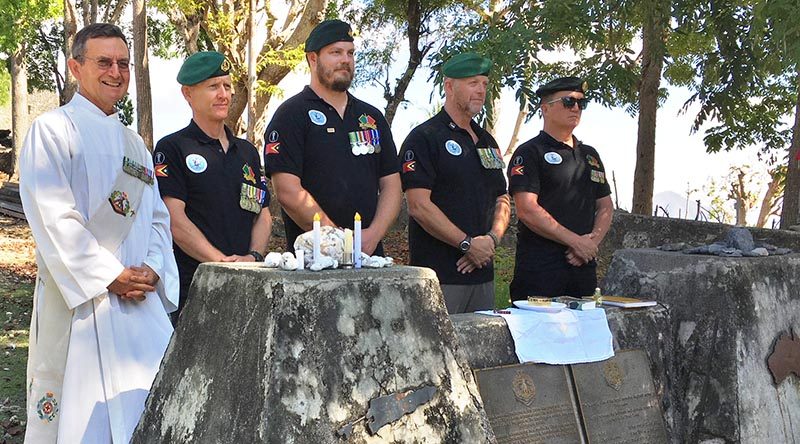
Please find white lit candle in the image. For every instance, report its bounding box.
[354,212,362,269]
[343,228,353,266]
[312,212,321,263]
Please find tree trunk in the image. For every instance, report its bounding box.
[62,0,79,104]
[10,47,29,179]
[756,176,780,228]
[780,67,800,229]
[631,0,668,215]
[133,0,153,149]
[246,0,256,142]
[504,105,527,157]
[733,169,748,226]
[383,0,428,126]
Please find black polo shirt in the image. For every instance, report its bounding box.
[154,120,269,300]
[264,86,400,252]
[507,130,611,258]
[400,110,507,285]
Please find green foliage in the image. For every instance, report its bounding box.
[0,0,58,53]
[117,94,134,127]
[151,0,204,16]
[493,246,514,309]
[0,63,9,106]
[680,0,798,162]
[324,1,340,19]
[344,0,467,94]
[148,17,182,59]
[25,23,61,93]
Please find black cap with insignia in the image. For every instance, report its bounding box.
[442,52,492,78]
[535,76,588,98]
[305,20,354,53]
[177,51,229,86]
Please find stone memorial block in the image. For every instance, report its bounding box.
[132,265,495,443]
[473,363,582,444]
[604,249,800,442]
[572,349,667,444]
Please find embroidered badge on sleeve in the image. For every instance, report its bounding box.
[109,191,135,217]
[266,142,280,155]
[37,392,59,422]
[155,164,169,177]
[511,156,525,176]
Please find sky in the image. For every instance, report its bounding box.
[136,53,766,222]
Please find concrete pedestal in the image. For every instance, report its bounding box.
[604,249,800,443]
[132,265,494,443]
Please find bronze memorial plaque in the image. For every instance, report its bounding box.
[474,363,582,444]
[572,349,668,444]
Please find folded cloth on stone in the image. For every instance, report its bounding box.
[477,307,614,364]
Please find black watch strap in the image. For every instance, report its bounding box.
[248,250,265,262]
[459,236,472,253]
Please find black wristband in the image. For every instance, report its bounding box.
[248,250,265,262]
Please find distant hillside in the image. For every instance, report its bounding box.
[653,190,699,219]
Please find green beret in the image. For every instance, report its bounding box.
[442,52,492,78]
[305,20,354,53]
[535,76,588,98]
[177,51,230,86]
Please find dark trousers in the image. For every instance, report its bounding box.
[510,249,597,300]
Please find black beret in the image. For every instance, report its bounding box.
[442,52,492,78]
[177,51,230,86]
[535,76,588,98]
[305,20,354,53]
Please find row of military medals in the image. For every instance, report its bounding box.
[348,129,382,156]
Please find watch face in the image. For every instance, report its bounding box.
[460,238,471,252]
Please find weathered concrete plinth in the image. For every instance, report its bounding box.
[603,249,800,443]
[450,307,676,436]
[133,265,494,443]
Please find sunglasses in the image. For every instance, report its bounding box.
[545,96,589,110]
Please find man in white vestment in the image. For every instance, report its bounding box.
[19,23,179,443]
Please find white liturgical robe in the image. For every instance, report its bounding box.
[19,93,179,443]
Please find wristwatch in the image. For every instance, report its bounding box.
[459,236,472,253]
[248,250,265,262]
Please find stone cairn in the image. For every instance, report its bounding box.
[658,227,792,257]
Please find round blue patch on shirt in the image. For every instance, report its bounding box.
[308,110,327,126]
[544,152,563,165]
[445,140,462,156]
[186,154,208,173]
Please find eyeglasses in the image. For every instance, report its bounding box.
[78,56,130,71]
[545,96,589,110]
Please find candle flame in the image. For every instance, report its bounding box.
[313,212,320,222]
[355,212,361,221]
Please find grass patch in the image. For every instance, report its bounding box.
[0,281,32,442]
[494,246,515,309]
